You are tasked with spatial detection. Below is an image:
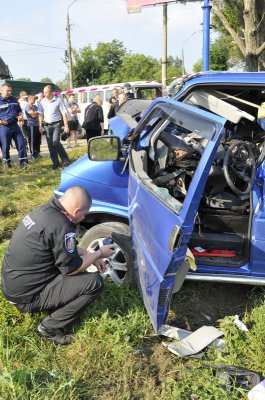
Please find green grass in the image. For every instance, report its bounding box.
[0,149,265,399]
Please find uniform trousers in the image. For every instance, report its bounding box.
[0,124,28,166]
[44,122,69,168]
[15,272,104,330]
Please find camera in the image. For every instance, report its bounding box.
[103,237,114,245]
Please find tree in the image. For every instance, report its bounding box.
[209,35,230,71]
[40,77,53,83]
[193,58,203,73]
[192,35,230,72]
[165,56,183,80]
[72,45,97,87]
[72,41,162,86]
[167,56,182,69]
[72,40,126,87]
[15,77,31,81]
[55,78,69,91]
[114,53,160,82]
[94,40,126,84]
[211,0,265,71]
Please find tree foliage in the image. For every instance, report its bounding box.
[209,34,230,71]
[192,35,230,72]
[15,77,31,81]
[211,0,265,71]
[94,40,126,84]
[55,78,69,91]
[72,45,96,87]
[114,53,160,82]
[40,77,53,83]
[71,40,183,88]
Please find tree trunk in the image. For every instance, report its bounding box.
[243,0,264,71]
[245,53,259,71]
[212,0,265,71]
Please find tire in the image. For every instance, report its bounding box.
[79,222,133,285]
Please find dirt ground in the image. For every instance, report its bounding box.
[168,281,262,331]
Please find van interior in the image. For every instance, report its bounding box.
[129,85,265,267]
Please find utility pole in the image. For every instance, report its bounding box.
[202,0,211,71]
[66,0,78,89]
[161,3,168,91]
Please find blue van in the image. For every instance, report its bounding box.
[55,72,265,332]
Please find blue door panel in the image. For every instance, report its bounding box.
[129,99,227,332]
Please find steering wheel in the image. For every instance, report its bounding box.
[223,141,256,195]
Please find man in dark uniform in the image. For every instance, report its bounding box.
[0,83,28,168]
[1,186,115,345]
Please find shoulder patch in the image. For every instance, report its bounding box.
[65,232,76,253]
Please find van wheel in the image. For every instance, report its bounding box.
[79,222,133,285]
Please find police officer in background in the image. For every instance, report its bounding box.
[38,85,70,170]
[0,83,28,168]
[1,186,115,345]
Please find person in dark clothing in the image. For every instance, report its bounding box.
[82,95,104,140]
[1,186,115,345]
[122,83,135,100]
[0,83,28,168]
[25,94,41,158]
[107,93,127,120]
[107,96,117,119]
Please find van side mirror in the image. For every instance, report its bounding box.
[87,136,120,161]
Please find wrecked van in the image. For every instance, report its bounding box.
[55,72,265,332]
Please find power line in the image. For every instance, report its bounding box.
[0,37,64,50]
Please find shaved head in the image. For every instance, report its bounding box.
[59,187,91,216]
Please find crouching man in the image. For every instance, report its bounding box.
[1,186,115,345]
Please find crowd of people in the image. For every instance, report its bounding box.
[0,82,135,170]
[107,82,135,120]
[82,82,135,140]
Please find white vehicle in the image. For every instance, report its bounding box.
[56,81,163,131]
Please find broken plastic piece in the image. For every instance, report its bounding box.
[211,365,262,392]
[248,379,265,399]
[234,315,248,332]
[185,248,197,271]
[161,325,223,357]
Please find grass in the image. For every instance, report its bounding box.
[0,148,265,399]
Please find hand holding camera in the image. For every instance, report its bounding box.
[100,237,115,258]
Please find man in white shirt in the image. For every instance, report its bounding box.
[38,85,70,170]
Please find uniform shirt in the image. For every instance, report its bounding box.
[25,103,39,126]
[67,101,79,121]
[0,95,22,126]
[37,95,66,123]
[1,198,83,303]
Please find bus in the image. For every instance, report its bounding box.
[55,81,163,131]
[0,79,61,97]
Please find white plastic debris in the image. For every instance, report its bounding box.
[248,379,265,400]
[160,325,224,357]
[234,315,249,332]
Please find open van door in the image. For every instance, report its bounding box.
[128,99,227,332]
